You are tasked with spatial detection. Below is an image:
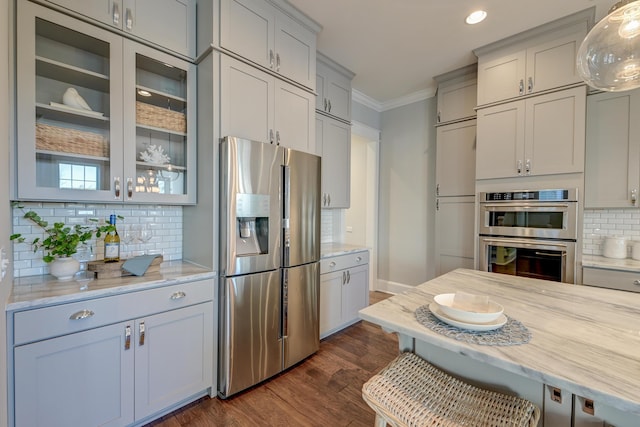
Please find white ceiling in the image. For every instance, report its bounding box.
[287,0,616,108]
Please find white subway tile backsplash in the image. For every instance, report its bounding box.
[11,203,183,278]
[583,209,640,255]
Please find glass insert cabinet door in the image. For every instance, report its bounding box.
[16,1,195,204]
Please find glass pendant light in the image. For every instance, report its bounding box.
[577,0,640,91]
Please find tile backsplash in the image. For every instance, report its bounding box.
[12,202,182,278]
[583,209,640,256]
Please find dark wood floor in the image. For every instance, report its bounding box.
[147,291,398,427]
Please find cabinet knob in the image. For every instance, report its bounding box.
[356,256,362,262]
[69,309,94,320]
[329,261,336,268]
[633,279,640,286]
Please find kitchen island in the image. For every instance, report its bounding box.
[360,269,640,426]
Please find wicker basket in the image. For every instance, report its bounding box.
[136,101,186,133]
[36,123,109,157]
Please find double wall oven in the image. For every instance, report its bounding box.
[478,189,578,283]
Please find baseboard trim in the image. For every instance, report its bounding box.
[374,279,413,295]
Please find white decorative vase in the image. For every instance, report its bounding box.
[49,257,80,281]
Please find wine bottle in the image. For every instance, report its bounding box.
[104,214,120,262]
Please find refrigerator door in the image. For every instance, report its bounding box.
[282,262,320,369]
[220,137,283,277]
[219,270,282,398]
[283,148,321,268]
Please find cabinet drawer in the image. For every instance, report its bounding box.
[13,279,214,345]
[321,250,369,274]
[582,267,640,293]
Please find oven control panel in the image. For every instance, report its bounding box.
[482,189,574,202]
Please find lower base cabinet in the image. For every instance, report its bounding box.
[320,250,369,338]
[11,279,215,427]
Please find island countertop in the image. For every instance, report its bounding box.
[359,268,640,416]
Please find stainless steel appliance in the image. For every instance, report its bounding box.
[218,136,321,398]
[478,189,578,283]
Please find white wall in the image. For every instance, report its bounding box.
[378,97,437,290]
[1,0,11,423]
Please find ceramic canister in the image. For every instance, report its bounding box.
[632,241,640,261]
[603,236,628,259]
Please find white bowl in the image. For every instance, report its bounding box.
[433,293,504,324]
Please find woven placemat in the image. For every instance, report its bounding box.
[415,305,531,346]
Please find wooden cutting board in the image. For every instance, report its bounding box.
[88,255,163,279]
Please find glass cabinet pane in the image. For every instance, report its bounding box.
[134,54,188,197]
[33,17,112,191]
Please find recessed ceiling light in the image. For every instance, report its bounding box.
[137,89,152,97]
[466,10,487,25]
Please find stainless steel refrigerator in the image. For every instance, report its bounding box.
[218,136,321,398]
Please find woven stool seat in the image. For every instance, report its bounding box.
[362,352,540,427]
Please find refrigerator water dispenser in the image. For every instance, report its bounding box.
[235,193,270,256]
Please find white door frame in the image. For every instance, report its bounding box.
[351,120,380,292]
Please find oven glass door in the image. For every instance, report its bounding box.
[480,238,575,283]
[480,203,576,240]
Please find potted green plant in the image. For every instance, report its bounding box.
[10,205,120,281]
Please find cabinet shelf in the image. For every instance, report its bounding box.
[137,123,187,137]
[36,56,109,92]
[136,84,186,104]
[36,149,110,162]
[136,161,186,171]
[36,102,109,125]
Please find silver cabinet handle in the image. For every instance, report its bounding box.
[269,49,274,69]
[69,309,94,320]
[436,198,439,211]
[127,177,133,199]
[324,98,328,111]
[633,279,640,286]
[276,130,281,146]
[170,291,186,300]
[632,189,638,206]
[112,2,120,25]
[516,160,522,176]
[269,129,274,144]
[276,53,281,72]
[525,159,531,175]
[125,325,131,350]
[437,111,441,123]
[139,322,145,346]
[436,183,439,196]
[329,261,336,268]
[327,193,331,206]
[114,176,121,198]
[328,99,331,112]
[342,271,346,285]
[519,79,524,95]
[528,77,533,93]
[125,7,133,31]
[347,270,351,283]
[356,256,362,262]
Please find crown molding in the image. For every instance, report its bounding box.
[352,88,436,113]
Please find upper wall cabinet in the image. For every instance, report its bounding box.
[474,9,592,107]
[199,0,319,89]
[585,89,640,208]
[434,64,477,125]
[476,86,586,180]
[16,2,196,204]
[42,0,196,58]
[316,52,355,122]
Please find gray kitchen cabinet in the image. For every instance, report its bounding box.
[316,52,354,122]
[16,2,196,204]
[436,120,476,197]
[582,267,640,293]
[201,0,317,89]
[475,11,591,107]
[434,65,477,125]
[43,0,195,58]
[316,114,351,208]
[585,89,640,208]
[319,250,369,339]
[11,279,214,426]
[220,54,315,154]
[476,86,586,180]
[435,196,475,276]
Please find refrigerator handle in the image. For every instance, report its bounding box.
[282,269,288,339]
[283,165,291,265]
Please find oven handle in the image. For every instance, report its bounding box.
[535,251,566,257]
[481,237,569,249]
[481,203,571,209]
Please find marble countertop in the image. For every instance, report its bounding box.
[6,261,216,312]
[320,243,369,258]
[582,254,640,272]
[360,268,640,416]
